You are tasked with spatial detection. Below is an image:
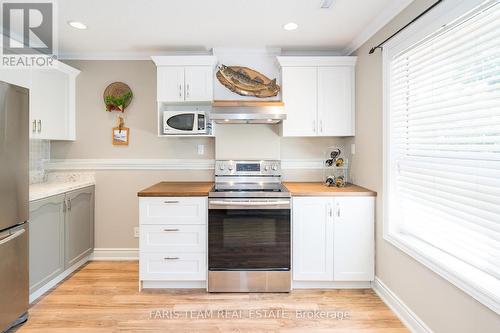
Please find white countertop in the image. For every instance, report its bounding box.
[30,181,95,202]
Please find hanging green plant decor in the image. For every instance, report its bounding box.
[103,82,133,112]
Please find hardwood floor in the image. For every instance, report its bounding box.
[15,261,408,333]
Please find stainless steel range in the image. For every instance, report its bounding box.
[208,160,291,292]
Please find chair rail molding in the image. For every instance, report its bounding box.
[45,159,325,170]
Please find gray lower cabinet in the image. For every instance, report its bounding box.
[29,186,95,295]
[29,194,65,294]
[65,186,94,268]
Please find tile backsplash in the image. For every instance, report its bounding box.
[29,139,50,184]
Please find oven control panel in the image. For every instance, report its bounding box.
[215,160,281,176]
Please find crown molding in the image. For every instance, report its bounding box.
[342,0,414,55]
[59,50,213,60]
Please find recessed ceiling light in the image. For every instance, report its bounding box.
[68,21,87,30]
[283,22,298,31]
[224,119,229,122]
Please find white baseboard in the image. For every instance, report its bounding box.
[372,277,433,333]
[91,248,139,261]
[30,254,91,304]
[293,281,372,289]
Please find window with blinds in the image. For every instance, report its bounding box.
[387,1,500,310]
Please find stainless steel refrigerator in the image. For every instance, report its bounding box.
[0,81,29,332]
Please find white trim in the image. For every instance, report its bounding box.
[44,158,325,171]
[29,254,91,304]
[382,0,500,316]
[213,47,282,56]
[91,248,139,261]
[372,277,433,333]
[45,159,215,170]
[342,0,414,55]
[276,56,357,67]
[292,281,372,289]
[385,234,500,315]
[59,51,213,61]
[141,280,206,289]
[151,55,217,67]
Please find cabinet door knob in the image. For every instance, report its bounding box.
[164,200,179,204]
[37,120,42,133]
[32,120,37,133]
[312,120,316,133]
[163,228,179,232]
[186,84,190,98]
[179,84,182,98]
[164,257,179,260]
[320,120,323,133]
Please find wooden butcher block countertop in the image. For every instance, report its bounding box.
[283,182,376,197]
[137,182,214,197]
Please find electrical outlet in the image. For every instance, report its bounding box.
[133,227,139,238]
[197,144,205,155]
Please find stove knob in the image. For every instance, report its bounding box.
[219,164,225,170]
[264,165,270,171]
[228,165,234,171]
[272,165,278,171]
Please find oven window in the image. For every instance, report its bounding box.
[166,113,194,131]
[208,209,290,270]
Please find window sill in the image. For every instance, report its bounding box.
[384,232,500,315]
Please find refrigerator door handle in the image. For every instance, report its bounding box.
[0,229,26,246]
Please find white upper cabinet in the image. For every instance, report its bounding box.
[292,196,374,282]
[318,66,354,136]
[277,56,356,137]
[157,66,184,102]
[0,61,80,141]
[152,56,216,103]
[184,66,213,102]
[281,67,318,136]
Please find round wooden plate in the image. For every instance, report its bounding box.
[103,82,133,109]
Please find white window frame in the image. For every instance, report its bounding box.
[383,0,500,314]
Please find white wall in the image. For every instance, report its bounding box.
[350,0,500,332]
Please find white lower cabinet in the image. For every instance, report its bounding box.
[292,196,374,285]
[140,253,206,281]
[139,197,207,288]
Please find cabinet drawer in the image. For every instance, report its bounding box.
[140,225,206,253]
[139,197,207,225]
[140,253,206,281]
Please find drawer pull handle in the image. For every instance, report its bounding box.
[163,228,179,232]
[164,200,180,204]
[164,256,179,260]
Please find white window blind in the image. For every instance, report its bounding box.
[388,1,500,308]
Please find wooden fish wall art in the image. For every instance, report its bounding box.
[216,65,281,98]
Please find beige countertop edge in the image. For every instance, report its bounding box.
[136,182,376,197]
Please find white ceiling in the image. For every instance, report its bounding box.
[56,0,413,59]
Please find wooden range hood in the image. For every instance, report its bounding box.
[211,100,286,124]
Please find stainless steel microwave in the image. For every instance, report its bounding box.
[163,111,208,135]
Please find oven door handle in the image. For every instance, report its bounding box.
[209,200,290,206]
